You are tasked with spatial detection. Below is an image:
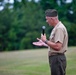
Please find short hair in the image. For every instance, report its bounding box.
[45,9,58,17]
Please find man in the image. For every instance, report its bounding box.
[33,9,68,75]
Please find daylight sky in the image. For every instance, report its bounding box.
[4,0,73,3]
[0,0,73,11]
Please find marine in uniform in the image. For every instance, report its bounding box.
[33,9,68,75]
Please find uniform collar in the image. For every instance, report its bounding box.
[54,21,61,29]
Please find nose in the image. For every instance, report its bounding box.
[45,17,49,23]
[46,16,48,19]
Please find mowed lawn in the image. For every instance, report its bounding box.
[0,47,76,75]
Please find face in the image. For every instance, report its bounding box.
[45,16,54,26]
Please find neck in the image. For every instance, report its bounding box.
[53,19,59,27]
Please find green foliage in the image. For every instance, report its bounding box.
[39,0,58,10]
[68,24,76,46]
[0,0,76,51]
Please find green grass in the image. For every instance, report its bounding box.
[0,47,76,75]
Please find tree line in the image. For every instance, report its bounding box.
[0,0,76,51]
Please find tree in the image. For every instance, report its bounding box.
[0,0,76,51]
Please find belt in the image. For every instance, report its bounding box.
[48,52,65,56]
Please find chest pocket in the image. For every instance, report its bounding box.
[49,29,55,41]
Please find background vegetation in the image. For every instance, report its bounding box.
[0,0,76,51]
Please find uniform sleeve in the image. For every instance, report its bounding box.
[54,28,64,44]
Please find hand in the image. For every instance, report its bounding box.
[41,34,46,42]
[32,38,48,47]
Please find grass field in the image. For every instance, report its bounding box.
[0,47,76,75]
